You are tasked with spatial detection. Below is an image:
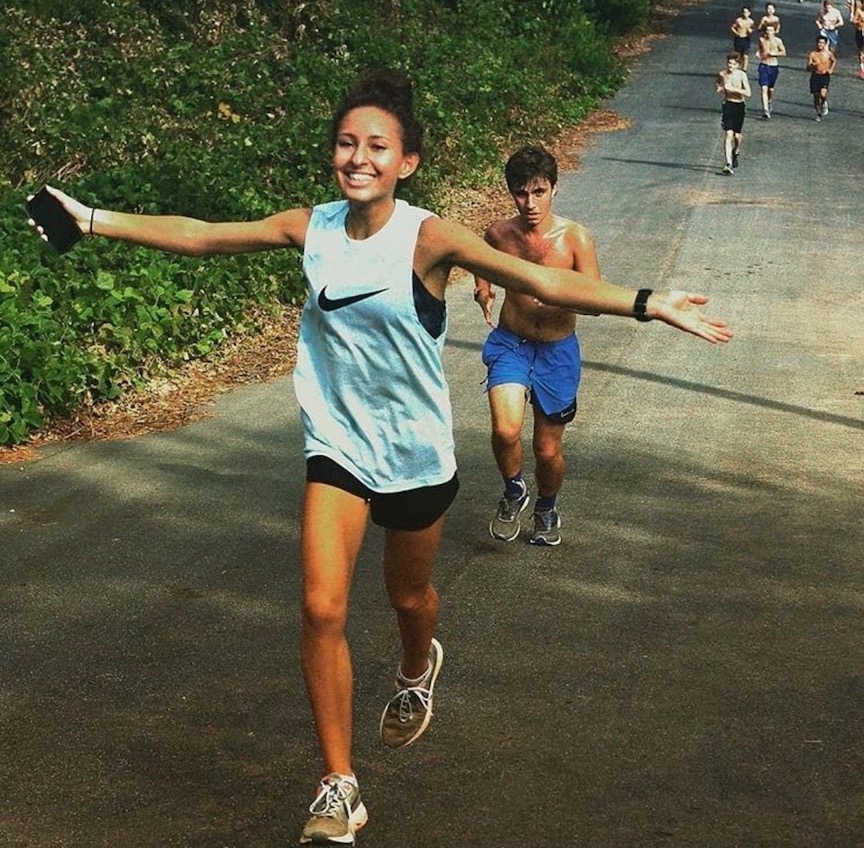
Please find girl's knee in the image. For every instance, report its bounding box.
[388,581,436,616]
[303,591,348,633]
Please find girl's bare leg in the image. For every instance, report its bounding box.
[300,482,369,776]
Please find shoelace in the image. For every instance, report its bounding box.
[499,492,525,520]
[309,778,355,818]
[391,680,432,723]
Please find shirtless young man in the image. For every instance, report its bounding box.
[716,52,752,174]
[816,0,844,52]
[758,2,781,33]
[474,146,600,546]
[851,0,864,76]
[731,7,756,70]
[757,24,787,117]
[807,34,837,119]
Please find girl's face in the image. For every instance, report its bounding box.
[332,106,419,205]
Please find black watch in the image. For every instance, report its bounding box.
[634,288,653,322]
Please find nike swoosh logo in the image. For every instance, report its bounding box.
[318,286,388,311]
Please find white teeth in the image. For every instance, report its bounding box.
[347,173,373,184]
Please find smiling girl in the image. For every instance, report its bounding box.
[30,69,731,845]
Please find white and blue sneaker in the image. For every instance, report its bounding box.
[489,482,531,541]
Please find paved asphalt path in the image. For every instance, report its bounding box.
[2,2,862,846]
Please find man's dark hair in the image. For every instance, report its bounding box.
[504,146,558,192]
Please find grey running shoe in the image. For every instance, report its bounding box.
[731,150,739,169]
[489,486,531,541]
[822,102,828,116]
[528,508,562,547]
[300,774,368,845]
[722,164,734,175]
[380,638,443,749]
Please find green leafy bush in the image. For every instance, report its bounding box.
[0,0,650,445]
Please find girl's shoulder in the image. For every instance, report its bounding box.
[395,198,436,222]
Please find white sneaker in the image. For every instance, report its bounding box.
[489,483,531,541]
[300,774,368,845]
[379,638,443,749]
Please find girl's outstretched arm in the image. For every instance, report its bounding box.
[424,217,733,344]
[28,185,311,256]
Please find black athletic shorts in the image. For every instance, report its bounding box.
[809,72,831,94]
[721,100,746,133]
[306,455,460,531]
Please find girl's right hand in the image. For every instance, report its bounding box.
[27,185,91,240]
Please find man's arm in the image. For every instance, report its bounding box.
[473,224,501,328]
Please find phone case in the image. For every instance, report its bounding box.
[26,187,83,254]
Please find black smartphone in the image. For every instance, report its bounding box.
[26,187,83,254]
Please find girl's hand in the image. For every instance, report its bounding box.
[648,290,734,343]
[27,185,92,241]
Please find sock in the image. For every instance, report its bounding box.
[397,661,431,687]
[504,472,526,499]
[536,495,557,512]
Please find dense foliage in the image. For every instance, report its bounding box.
[0,0,650,445]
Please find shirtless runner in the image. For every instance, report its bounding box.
[474,146,601,546]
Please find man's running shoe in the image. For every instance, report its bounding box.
[489,483,530,541]
[722,164,734,175]
[300,774,368,845]
[731,150,740,169]
[380,638,443,749]
[528,508,562,546]
[822,102,829,116]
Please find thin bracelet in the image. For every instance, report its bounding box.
[89,207,95,235]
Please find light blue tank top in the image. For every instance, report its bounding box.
[293,199,456,493]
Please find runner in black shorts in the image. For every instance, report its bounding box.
[731,6,756,70]
[807,35,837,120]
[852,0,864,77]
[715,52,752,173]
[28,70,734,848]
